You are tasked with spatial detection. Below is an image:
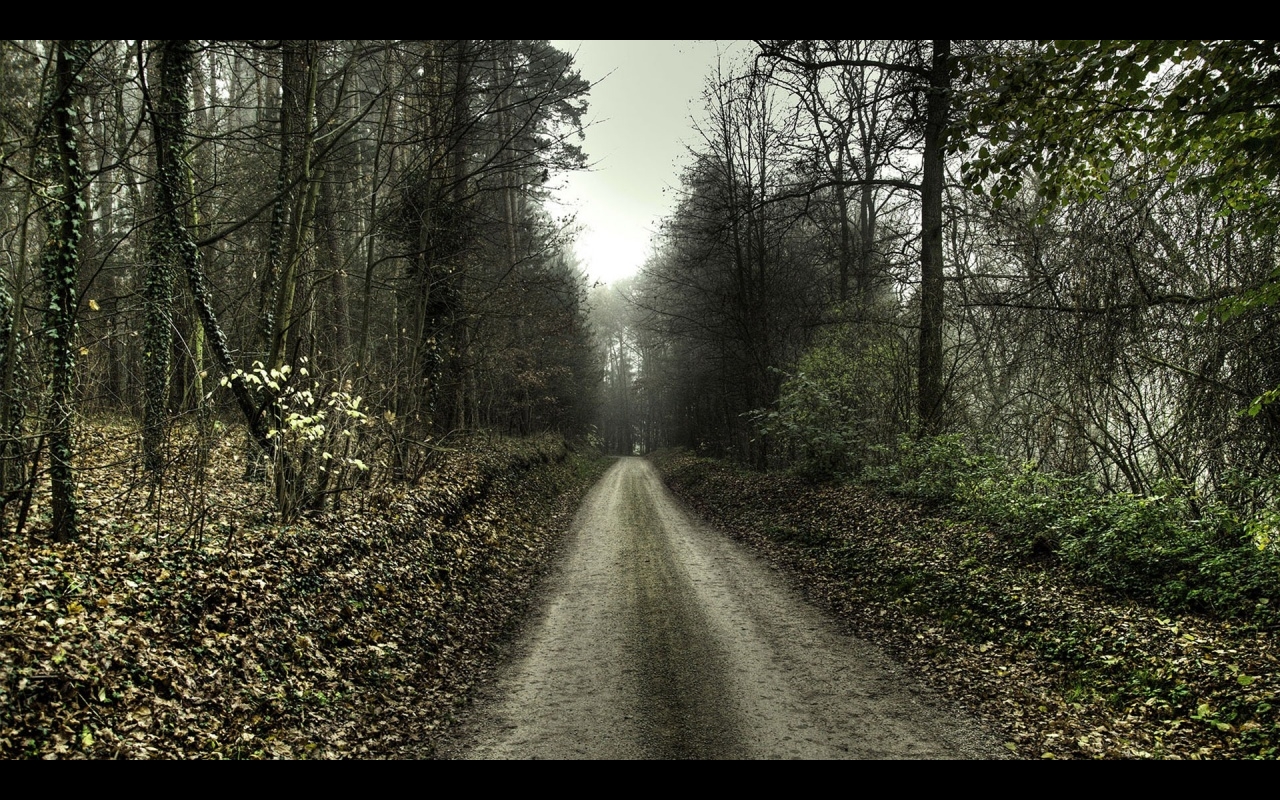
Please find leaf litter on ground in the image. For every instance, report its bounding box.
[0,420,608,759]
[651,449,1278,760]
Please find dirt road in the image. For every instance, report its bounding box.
[441,457,1005,759]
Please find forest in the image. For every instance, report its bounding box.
[601,41,1280,621]
[596,40,1280,758]
[2,39,1279,758]
[0,40,596,530]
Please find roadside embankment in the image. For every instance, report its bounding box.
[651,448,1279,759]
[0,432,610,759]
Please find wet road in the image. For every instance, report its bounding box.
[444,457,1003,759]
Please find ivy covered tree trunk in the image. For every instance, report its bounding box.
[43,40,89,541]
[0,279,28,533]
[0,134,35,534]
[147,39,298,517]
[142,42,180,476]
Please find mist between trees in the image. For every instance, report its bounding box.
[592,41,1280,562]
[0,40,599,536]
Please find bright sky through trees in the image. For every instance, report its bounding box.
[548,40,750,286]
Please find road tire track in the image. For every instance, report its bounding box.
[440,457,1005,759]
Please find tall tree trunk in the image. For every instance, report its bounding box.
[313,67,351,376]
[0,138,37,531]
[148,40,289,492]
[357,51,398,376]
[917,39,949,437]
[142,42,179,474]
[44,40,89,541]
[267,40,320,375]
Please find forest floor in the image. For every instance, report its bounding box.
[7,423,1277,759]
[651,449,1279,760]
[0,419,609,759]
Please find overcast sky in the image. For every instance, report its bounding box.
[547,40,752,286]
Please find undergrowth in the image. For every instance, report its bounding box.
[652,447,1280,759]
[0,421,611,759]
[866,434,1280,625]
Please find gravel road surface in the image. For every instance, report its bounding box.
[442,457,1005,759]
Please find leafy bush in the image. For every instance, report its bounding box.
[752,309,1280,621]
[754,324,906,480]
[867,435,1280,621]
[1046,491,1280,620]
[220,361,372,519]
[1055,492,1191,589]
[865,433,1001,505]
[959,460,1094,538]
[752,366,864,480]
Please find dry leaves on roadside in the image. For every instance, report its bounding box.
[652,449,1279,760]
[0,425,608,759]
